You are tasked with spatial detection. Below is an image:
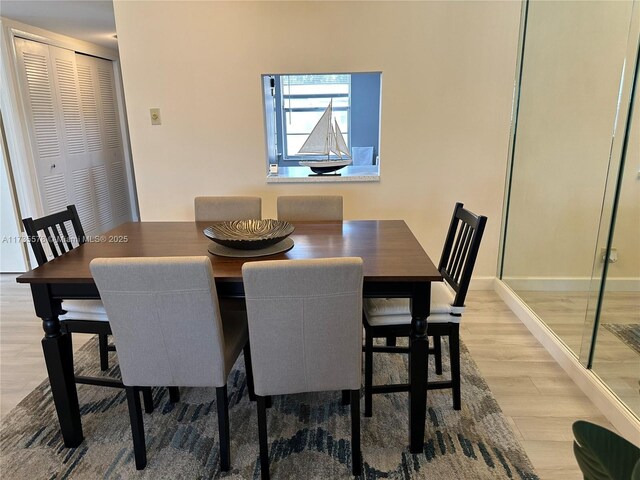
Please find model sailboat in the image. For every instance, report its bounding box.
[298,100,352,175]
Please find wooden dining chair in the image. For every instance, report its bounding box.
[194,195,262,222]
[90,256,255,471]
[22,205,112,371]
[242,257,363,479]
[362,202,487,415]
[276,195,343,221]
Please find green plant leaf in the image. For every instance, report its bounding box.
[631,459,640,480]
[573,420,640,480]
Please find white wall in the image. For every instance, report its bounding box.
[113,1,521,278]
[0,132,27,272]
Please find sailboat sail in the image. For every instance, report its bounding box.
[334,120,351,158]
[297,99,353,174]
[298,101,333,155]
[328,121,342,157]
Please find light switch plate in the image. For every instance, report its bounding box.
[150,108,161,125]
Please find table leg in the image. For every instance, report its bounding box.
[32,284,83,447]
[408,281,430,454]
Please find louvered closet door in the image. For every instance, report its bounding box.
[14,38,132,236]
[14,38,71,217]
[49,45,100,234]
[75,54,131,229]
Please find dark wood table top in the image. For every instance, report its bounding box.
[17,220,441,284]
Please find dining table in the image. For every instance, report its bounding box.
[16,219,442,454]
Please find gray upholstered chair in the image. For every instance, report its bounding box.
[242,258,363,479]
[90,256,254,471]
[276,195,343,221]
[194,195,262,222]
[194,195,261,314]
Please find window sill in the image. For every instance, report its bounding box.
[266,166,380,183]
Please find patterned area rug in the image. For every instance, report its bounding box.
[0,338,538,479]
[603,323,640,355]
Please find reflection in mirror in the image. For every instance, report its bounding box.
[501,0,638,417]
[591,107,640,416]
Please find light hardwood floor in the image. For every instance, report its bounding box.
[0,274,618,479]
[514,290,640,417]
[460,291,620,479]
[0,274,91,419]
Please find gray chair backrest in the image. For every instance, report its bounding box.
[194,196,262,222]
[242,257,363,396]
[90,256,228,388]
[276,195,343,221]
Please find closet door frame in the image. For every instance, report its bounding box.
[0,19,138,233]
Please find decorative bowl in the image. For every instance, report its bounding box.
[203,219,295,250]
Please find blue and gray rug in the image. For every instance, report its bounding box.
[0,338,538,479]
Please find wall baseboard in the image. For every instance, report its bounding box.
[501,276,640,292]
[494,279,640,446]
[469,276,496,291]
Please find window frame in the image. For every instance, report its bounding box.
[279,75,352,163]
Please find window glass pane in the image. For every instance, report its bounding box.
[282,74,349,91]
[284,97,349,110]
[285,112,349,135]
[285,111,325,134]
[280,74,351,159]
[334,112,348,131]
[285,84,349,95]
[286,134,308,156]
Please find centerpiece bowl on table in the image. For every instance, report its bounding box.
[203,219,294,250]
